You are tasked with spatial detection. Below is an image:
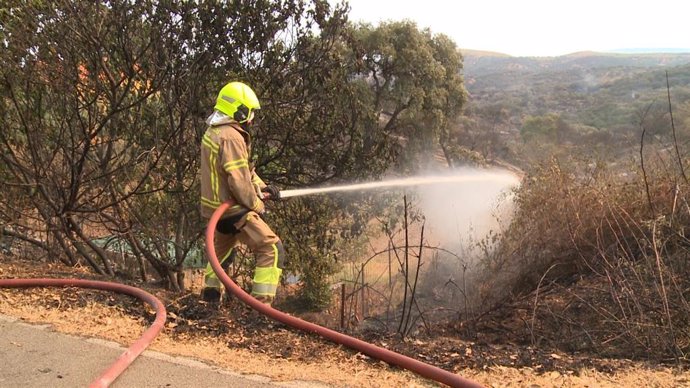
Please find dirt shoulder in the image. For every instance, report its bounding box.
[1,256,688,387]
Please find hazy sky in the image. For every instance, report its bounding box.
[338,0,688,57]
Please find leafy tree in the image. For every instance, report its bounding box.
[520,113,569,143]
[347,20,466,171]
[0,1,199,288]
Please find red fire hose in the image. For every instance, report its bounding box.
[206,201,484,388]
[0,277,166,388]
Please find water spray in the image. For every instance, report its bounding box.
[278,172,520,199]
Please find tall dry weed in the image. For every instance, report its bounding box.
[478,151,690,361]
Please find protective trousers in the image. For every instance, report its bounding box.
[204,212,285,304]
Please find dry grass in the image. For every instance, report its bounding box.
[478,150,690,361]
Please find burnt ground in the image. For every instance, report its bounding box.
[1,254,688,387]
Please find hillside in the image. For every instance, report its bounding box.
[454,50,690,167]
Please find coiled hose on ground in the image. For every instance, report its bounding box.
[206,201,484,388]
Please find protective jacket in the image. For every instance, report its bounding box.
[200,117,266,219]
[199,112,284,304]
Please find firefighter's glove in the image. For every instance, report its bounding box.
[261,185,281,200]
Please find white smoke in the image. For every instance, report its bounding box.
[407,167,521,311]
[413,167,520,260]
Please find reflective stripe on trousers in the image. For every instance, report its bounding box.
[251,241,285,299]
[203,247,236,289]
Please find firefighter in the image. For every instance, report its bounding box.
[199,81,284,305]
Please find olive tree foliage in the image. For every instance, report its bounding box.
[348,21,467,171]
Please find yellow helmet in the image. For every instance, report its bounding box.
[214,81,261,123]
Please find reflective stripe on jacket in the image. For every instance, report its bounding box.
[200,122,266,219]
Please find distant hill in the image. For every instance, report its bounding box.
[609,48,690,54]
[460,49,511,58]
[461,50,690,78]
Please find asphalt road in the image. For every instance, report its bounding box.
[0,313,330,388]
